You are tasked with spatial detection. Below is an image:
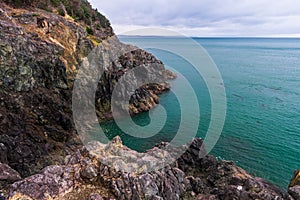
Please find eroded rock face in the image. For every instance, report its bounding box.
[7,137,285,200]
[0,1,173,181]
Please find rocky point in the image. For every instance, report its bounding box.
[0,0,298,200]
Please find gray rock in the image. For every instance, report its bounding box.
[0,163,21,182]
[288,186,300,200]
[7,137,286,200]
[81,165,98,182]
[0,143,7,164]
[88,193,104,200]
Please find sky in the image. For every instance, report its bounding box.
[90,0,300,37]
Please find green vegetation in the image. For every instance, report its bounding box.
[3,0,111,29]
[95,23,101,30]
[81,5,90,19]
[57,7,65,16]
[3,0,114,41]
[97,99,111,113]
[50,0,60,7]
[86,26,94,35]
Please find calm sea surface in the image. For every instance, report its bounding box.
[96,37,300,189]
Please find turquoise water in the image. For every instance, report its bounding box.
[98,37,300,189]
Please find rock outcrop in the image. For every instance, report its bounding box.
[7,137,285,200]
[0,163,21,192]
[0,0,173,182]
[288,170,300,200]
[0,0,293,200]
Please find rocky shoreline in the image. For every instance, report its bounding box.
[2,137,287,200]
[0,0,299,199]
[1,137,300,200]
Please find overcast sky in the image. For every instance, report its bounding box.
[90,0,300,37]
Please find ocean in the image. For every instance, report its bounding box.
[97,37,300,189]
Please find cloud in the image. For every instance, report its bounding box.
[89,0,300,37]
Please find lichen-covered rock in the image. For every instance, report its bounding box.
[0,0,173,184]
[7,137,285,200]
[9,165,79,200]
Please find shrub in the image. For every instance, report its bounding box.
[86,27,94,35]
[81,5,90,19]
[57,8,65,16]
[50,0,60,7]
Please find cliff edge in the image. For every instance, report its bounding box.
[0,0,173,183]
[0,0,296,200]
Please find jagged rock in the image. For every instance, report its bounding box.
[81,164,99,182]
[0,163,21,182]
[9,165,77,200]
[0,163,21,197]
[88,193,104,200]
[0,0,173,184]
[288,186,300,200]
[0,1,291,200]
[7,137,285,200]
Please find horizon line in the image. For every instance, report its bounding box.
[117,34,300,39]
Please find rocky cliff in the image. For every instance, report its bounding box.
[0,0,173,183]
[0,0,297,200]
